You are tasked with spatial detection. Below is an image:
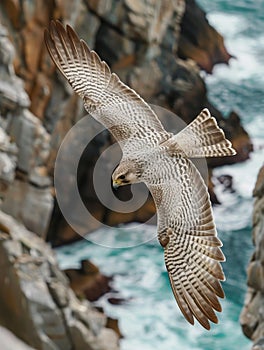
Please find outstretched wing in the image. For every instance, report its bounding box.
[147,154,225,330]
[44,21,170,152]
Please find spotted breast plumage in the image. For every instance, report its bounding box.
[45,21,236,330]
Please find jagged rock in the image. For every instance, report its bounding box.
[8,109,50,175]
[253,338,264,350]
[241,165,264,348]
[178,0,232,73]
[65,259,112,302]
[0,80,30,110]
[0,23,30,109]
[1,180,53,238]
[254,166,264,198]
[0,127,17,193]
[0,18,53,237]
[0,209,119,350]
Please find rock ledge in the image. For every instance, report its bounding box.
[0,209,119,350]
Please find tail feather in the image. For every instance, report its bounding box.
[166,109,236,158]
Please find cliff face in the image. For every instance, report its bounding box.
[0,209,119,350]
[240,165,264,350]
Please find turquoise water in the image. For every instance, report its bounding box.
[56,1,264,349]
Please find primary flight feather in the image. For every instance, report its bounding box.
[45,21,236,330]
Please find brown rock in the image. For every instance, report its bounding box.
[252,338,264,350]
[3,0,21,29]
[65,259,112,302]
[178,0,232,73]
[22,23,44,85]
[253,165,264,198]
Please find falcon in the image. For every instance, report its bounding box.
[45,21,236,330]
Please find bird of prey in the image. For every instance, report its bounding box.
[45,21,236,330]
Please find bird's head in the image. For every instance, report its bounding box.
[112,159,142,189]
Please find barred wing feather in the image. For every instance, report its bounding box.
[147,156,225,330]
[44,21,170,152]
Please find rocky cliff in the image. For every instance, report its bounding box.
[240,165,264,350]
[0,209,119,350]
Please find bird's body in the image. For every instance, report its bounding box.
[45,21,236,330]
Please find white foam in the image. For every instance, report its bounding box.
[207,12,248,37]
[205,12,264,83]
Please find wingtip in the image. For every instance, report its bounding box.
[225,139,237,156]
[227,146,237,157]
[47,20,68,40]
[66,22,75,33]
[50,19,57,32]
[54,19,65,30]
[201,108,211,118]
[65,23,80,41]
[231,148,237,156]
[44,27,53,52]
[203,321,211,331]
[48,20,58,40]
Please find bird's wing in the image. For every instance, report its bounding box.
[163,108,236,158]
[146,154,225,330]
[44,21,170,152]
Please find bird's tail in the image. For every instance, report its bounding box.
[165,109,236,158]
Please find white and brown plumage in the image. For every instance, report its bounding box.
[45,21,236,330]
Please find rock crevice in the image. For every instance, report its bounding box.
[241,165,264,349]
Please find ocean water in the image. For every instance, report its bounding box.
[56,1,264,349]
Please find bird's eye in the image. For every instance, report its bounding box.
[119,175,126,180]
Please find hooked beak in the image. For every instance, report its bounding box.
[112,180,121,190]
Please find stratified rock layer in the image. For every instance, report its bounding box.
[240,165,264,349]
[0,209,119,350]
